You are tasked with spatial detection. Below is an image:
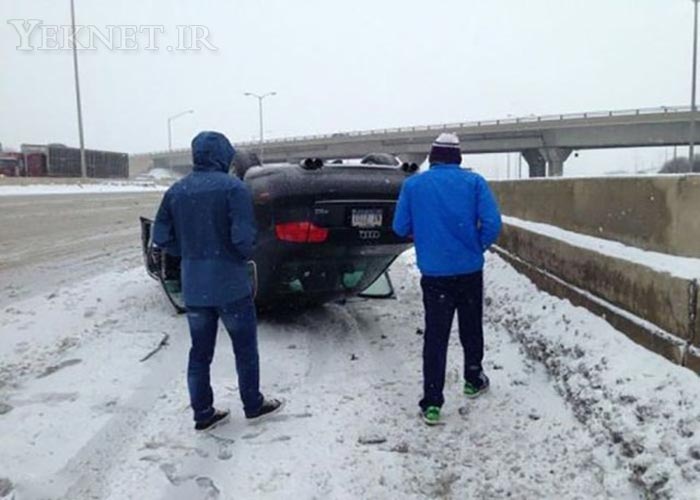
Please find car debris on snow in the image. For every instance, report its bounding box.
[357,435,388,445]
[140,333,170,362]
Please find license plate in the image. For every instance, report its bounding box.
[351,209,383,228]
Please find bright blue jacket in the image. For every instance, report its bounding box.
[153,132,256,307]
[392,164,502,276]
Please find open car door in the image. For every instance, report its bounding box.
[140,217,258,314]
[358,271,395,299]
[140,217,186,313]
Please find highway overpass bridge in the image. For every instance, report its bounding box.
[131,106,700,177]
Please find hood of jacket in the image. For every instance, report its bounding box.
[192,131,236,173]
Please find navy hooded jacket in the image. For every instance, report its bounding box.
[153,131,256,307]
[392,164,502,276]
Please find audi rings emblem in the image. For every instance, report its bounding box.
[359,230,381,240]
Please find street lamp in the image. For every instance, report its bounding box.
[167,109,194,176]
[690,0,699,171]
[70,0,86,178]
[168,109,194,151]
[244,92,276,164]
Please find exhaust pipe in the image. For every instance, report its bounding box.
[400,162,419,174]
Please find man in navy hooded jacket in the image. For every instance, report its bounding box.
[153,131,281,431]
[393,132,502,426]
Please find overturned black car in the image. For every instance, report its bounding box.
[140,154,418,312]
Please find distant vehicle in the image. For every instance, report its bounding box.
[24,152,47,177]
[140,155,418,312]
[0,153,23,177]
[16,144,129,178]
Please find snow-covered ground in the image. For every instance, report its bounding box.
[0,182,167,197]
[1,251,699,499]
[139,168,183,181]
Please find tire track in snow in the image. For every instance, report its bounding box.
[0,268,188,500]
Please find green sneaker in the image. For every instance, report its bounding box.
[422,406,441,426]
[464,373,490,399]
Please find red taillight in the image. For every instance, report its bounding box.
[275,222,329,243]
[307,224,329,243]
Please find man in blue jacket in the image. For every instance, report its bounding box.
[153,131,282,431]
[393,133,502,426]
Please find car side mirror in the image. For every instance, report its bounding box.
[231,149,262,179]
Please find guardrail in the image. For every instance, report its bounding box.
[138,105,694,156]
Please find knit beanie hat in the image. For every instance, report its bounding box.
[429,132,462,165]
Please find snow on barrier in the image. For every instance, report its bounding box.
[491,176,700,374]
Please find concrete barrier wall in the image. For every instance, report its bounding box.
[493,246,687,365]
[129,154,154,177]
[687,348,700,373]
[491,175,700,258]
[499,224,698,342]
[496,223,700,371]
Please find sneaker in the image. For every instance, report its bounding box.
[464,372,490,399]
[194,409,230,431]
[246,398,284,422]
[421,406,441,426]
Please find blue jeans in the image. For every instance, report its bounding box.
[419,272,484,410]
[186,295,264,422]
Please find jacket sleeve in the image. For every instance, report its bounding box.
[392,181,412,238]
[228,183,257,261]
[152,191,179,254]
[476,176,502,250]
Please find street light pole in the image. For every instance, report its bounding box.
[70,0,86,178]
[690,0,699,171]
[244,92,276,164]
[518,152,523,179]
[167,109,194,175]
[167,110,195,151]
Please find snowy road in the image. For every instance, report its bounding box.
[0,192,162,307]
[1,193,699,499]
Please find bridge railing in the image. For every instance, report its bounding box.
[141,105,693,155]
[245,105,691,146]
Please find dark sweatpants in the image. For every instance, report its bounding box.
[419,271,484,410]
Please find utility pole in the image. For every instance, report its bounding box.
[244,92,276,164]
[690,0,699,171]
[70,0,86,178]
[518,152,523,179]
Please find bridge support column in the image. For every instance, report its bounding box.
[522,149,547,178]
[397,153,426,167]
[541,147,572,177]
[521,148,572,177]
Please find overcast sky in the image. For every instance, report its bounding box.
[0,0,696,176]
